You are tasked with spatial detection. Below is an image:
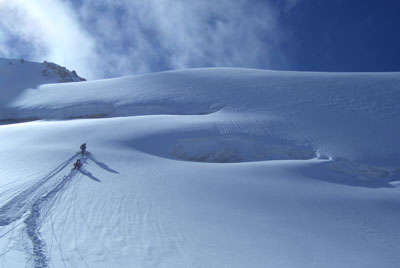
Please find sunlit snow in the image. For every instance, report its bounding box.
[0,58,399,268]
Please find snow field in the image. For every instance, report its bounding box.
[0,64,400,267]
[0,116,399,267]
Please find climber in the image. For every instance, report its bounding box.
[80,143,87,154]
[74,159,83,170]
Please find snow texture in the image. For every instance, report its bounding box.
[0,58,399,268]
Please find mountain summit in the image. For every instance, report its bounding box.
[0,57,85,86]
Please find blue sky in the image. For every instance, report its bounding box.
[278,0,400,72]
[0,0,399,79]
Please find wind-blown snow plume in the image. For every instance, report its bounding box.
[0,0,288,79]
[0,0,96,78]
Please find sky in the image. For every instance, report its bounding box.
[0,0,399,79]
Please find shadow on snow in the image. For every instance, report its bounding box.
[78,151,120,183]
[0,150,119,268]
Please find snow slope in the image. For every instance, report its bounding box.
[0,58,85,122]
[2,68,400,176]
[0,63,399,268]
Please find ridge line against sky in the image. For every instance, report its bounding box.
[0,0,399,79]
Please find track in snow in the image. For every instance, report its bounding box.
[24,169,76,268]
[0,152,98,268]
[0,153,79,227]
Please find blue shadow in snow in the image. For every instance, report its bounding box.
[86,153,120,174]
[297,161,395,189]
[79,169,101,183]
[77,152,120,183]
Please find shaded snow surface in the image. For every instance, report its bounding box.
[0,66,399,268]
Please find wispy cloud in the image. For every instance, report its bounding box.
[0,0,96,77]
[0,0,290,79]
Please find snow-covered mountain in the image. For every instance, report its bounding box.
[0,58,85,120]
[0,59,399,268]
[0,58,86,85]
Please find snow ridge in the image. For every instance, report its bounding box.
[2,67,398,179]
[41,61,86,83]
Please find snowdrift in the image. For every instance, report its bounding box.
[0,58,85,123]
[2,67,400,177]
[0,61,400,267]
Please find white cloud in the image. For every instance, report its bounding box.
[0,0,97,78]
[0,0,290,79]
